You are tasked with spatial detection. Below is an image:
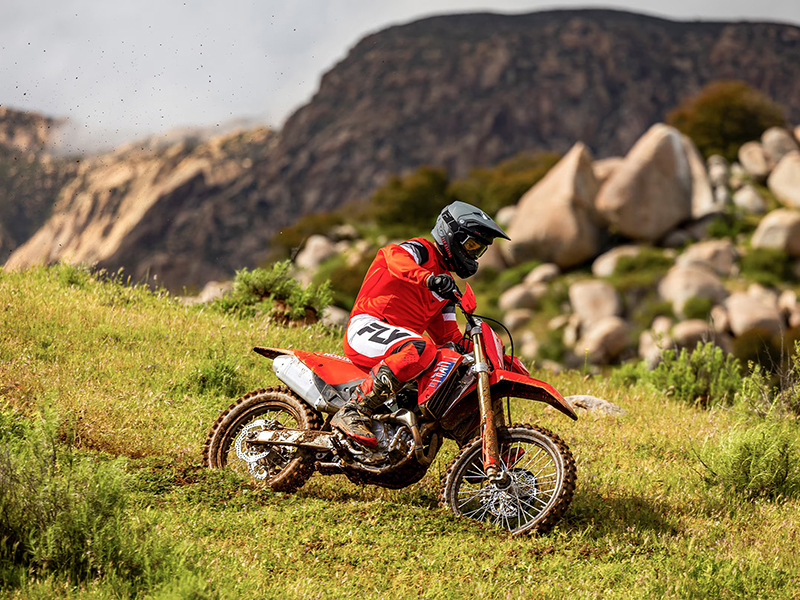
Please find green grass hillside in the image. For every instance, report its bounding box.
[1,266,799,599]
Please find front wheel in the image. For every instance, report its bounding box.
[202,387,322,493]
[440,424,576,535]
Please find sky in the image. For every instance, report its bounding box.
[2,0,799,153]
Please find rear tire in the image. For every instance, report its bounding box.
[203,387,322,493]
[440,424,576,535]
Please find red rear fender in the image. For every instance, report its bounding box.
[488,369,577,421]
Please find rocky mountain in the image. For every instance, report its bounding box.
[5,9,800,290]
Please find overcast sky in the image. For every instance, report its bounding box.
[2,0,799,152]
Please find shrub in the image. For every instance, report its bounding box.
[740,247,791,287]
[682,297,713,321]
[699,421,800,500]
[666,80,786,161]
[738,341,800,418]
[313,251,375,311]
[214,261,333,321]
[650,342,742,407]
[0,413,175,588]
[608,247,674,289]
[369,166,452,235]
[448,152,560,216]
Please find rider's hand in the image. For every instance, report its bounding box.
[427,274,460,301]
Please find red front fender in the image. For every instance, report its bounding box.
[488,369,578,421]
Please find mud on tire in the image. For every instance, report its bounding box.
[203,387,322,493]
[440,423,576,535]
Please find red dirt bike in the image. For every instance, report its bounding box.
[203,285,578,535]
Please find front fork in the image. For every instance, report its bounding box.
[469,323,508,485]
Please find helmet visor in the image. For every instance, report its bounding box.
[462,236,488,259]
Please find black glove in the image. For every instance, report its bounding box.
[427,274,460,301]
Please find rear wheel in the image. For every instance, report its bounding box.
[203,387,322,492]
[440,424,576,535]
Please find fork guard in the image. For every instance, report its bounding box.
[488,370,578,421]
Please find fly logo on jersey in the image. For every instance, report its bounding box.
[426,359,457,393]
[355,322,412,345]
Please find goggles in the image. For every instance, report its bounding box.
[462,235,488,259]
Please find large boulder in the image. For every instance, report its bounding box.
[671,319,718,351]
[591,245,642,277]
[750,209,800,257]
[295,234,337,270]
[675,239,738,277]
[724,292,783,337]
[738,141,771,181]
[594,124,693,242]
[575,316,629,365]
[657,265,728,317]
[683,135,717,219]
[762,127,800,166]
[732,185,767,215]
[707,155,729,188]
[504,142,602,268]
[568,279,622,329]
[767,151,800,210]
[592,157,624,186]
[523,263,560,285]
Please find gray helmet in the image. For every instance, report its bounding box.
[431,201,510,278]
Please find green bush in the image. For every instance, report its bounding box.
[738,341,800,418]
[313,251,375,311]
[650,342,742,407]
[0,413,176,589]
[682,297,713,321]
[214,261,333,321]
[370,166,452,235]
[740,247,791,287]
[667,80,786,161]
[448,152,560,216]
[699,422,800,500]
[608,247,674,289]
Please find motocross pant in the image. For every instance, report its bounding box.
[343,314,437,388]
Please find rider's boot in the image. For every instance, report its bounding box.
[331,364,401,448]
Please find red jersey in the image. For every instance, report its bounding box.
[349,238,462,346]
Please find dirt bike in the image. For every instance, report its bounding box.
[203,284,578,535]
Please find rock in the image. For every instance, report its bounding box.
[595,124,693,241]
[778,289,798,317]
[504,308,534,331]
[539,360,564,376]
[713,186,731,210]
[504,142,602,268]
[747,283,779,311]
[639,328,672,369]
[683,135,717,219]
[710,305,730,334]
[295,234,338,270]
[591,245,642,277]
[568,279,622,329]
[724,292,783,337]
[657,265,728,317]
[675,239,737,276]
[762,127,799,166]
[519,331,540,360]
[592,157,624,185]
[498,283,541,311]
[321,306,350,328]
[738,141,771,181]
[732,184,767,215]
[548,314,570,330]
[475,243,508,276]
[523,263,560,285]
[707,155,729,188]
[671,319,716,350]
[563,314,582,348]
[574,316,629,365]
[750,209,800,257]
[565,395,627,417]
[494,205,517,229]
[329,223,359,241]
[199,280,233,303]
[729,162,748,190]
[767,151,800,209]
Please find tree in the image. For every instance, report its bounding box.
[370,166,451,234]
[666,80,786,162]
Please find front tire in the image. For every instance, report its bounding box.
[203,387,322,493]
[440,424,576,535]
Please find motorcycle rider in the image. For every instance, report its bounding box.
[331,200,510,447]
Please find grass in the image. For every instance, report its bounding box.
[1,265,799,599]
